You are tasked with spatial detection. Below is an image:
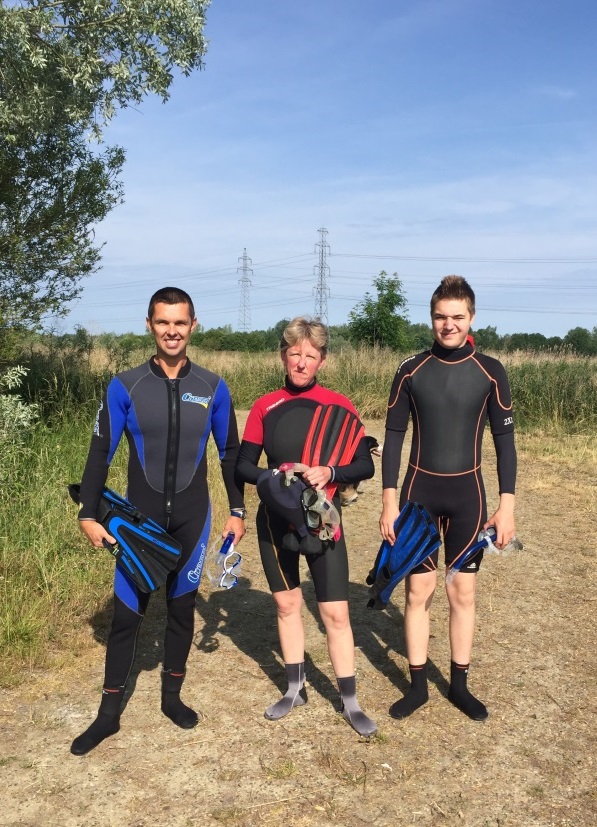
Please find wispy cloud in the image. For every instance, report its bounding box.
[534,84,578,100]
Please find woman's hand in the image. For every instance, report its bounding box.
[301,465,332,490]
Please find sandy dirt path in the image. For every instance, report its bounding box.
[1,420,596,827]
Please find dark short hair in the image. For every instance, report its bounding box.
[430,275,475,315]
[147,287,195,321]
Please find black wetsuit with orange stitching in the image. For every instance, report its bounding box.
[382,340,516,573]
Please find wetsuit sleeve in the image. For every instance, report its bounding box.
[484,359,516,494]
[493,431,517,494]
[385,361,413,434]
[235,440,264,486]
[211,379,244,508]
[382,361,411,488]
[486,360,514,436]
[331,435,375,485]
[381,428,407,489]
[78,376,130,519]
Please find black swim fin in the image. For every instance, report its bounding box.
[68,484,182,593]
[367,501,441,609]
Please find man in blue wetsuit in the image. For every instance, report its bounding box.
[71,287,246,755]
[379,275,517,721]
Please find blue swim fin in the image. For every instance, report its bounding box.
[68,484,182,593]
[367,502,441,609]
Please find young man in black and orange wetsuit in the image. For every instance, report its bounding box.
[71,287,245,755]
[379,275,517,721]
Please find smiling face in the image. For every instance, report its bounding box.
[147,301,197,363]
[281,338,326,387]
[431,298,475,350]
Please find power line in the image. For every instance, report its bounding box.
[334,253,597,264]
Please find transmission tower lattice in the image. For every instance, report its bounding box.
[237,248,253,332]
[313,227,330,324]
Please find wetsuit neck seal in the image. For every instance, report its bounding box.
[284,376,317,394]
[149,357,192,379]
[431,340,474,363]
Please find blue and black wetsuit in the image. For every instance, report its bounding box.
[236,378,374,602]
[382,340,516,573]
[79,358,243,685]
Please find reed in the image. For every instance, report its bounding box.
[2,344,595,680]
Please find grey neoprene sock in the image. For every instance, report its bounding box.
[264,662,307,720]
[337,675,377,737]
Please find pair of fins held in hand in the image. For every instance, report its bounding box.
[367,501,524,608]
[68,484,182,594]
[366,501,441,609]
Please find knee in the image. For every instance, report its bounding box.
[447,578,476,611]
[274,589,302,620]
[320,603,350,634]
[405,575,436,610]
[167,590,198,629]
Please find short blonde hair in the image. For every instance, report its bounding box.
[280,316,329,358]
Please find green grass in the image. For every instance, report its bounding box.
[1,345,596,681]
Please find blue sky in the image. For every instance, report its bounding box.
[62,0,597,338]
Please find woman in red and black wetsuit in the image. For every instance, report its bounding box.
[380,276,517,722]
[236,317,377,736]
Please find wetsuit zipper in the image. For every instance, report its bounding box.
[164,378,180,517]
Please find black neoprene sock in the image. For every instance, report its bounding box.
[448,661,488,720]
[161,669,199,729]
[337,675,377,737]
[70,687,123,756]
[389,662,429,719]
[264,662,307,720]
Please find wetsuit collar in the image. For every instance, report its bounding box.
[431,340,474,362]
[149,357,192,379]
[285,375,317,394]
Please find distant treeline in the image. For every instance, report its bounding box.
[22,318,597,358]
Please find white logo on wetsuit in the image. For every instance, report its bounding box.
[93,400,103,436]
[182,393,211,408]
[265,397,286,412]
[187,542,207,584]
[397,354,417,372]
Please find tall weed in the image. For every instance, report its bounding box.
[2,344,595,680]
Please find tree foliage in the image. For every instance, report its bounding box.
[347,271,409,350]
[0,127,124,327]
[0,0,210,329]
[0,0,210,139]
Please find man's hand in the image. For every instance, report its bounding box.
[379,488,400,544]
[485,493,515,549]
[79,519,116,549]
[223,516,246,546]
